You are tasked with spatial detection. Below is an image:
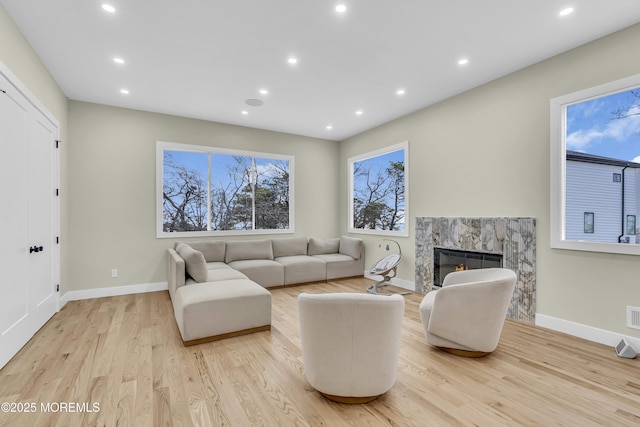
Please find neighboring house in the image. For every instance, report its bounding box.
[566,150,640,243]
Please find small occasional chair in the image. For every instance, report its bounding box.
[298,292,405,403]
[419,268,517,357]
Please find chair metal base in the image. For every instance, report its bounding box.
[366,280,411,295]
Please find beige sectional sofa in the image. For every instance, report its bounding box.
[167,236,365,345]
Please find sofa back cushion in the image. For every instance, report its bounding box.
[308,237,340,255]
[339,235,363,259]
[176,243,208,283]
[225,239,274,263]
[187,240,226,262]
[272,237,308,258]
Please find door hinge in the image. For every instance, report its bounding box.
[55,140,60,148]
[56,284,59,292]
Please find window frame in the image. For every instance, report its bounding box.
[550,73,640,255]
[348,141,409,237]
[156,141,295,238]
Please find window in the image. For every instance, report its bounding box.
[584,212,594,233]
[627,215,636,235]
[348,141,408,236]
[551,73,640,255]
[157,141,294,237]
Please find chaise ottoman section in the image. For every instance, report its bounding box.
[173,279,272,346]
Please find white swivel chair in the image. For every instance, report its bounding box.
[298,293,405,403]
[419,268,516,357]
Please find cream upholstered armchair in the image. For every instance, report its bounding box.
[298,293,405,403]
[419,268,516,357]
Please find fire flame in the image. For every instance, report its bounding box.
[454,263,467,272]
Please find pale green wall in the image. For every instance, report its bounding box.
[0,5,69,291]
[340,23,640,338]
[67,101,339,291]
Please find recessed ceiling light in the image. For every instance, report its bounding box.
[326,125,333,130]
[396,89,406,96]
[241,110,249,115]
[113,57,125,64]
[458,58,469,66]
[288,57,298,65]
[120,88,129,95]
[559,7,574,16]
[355,110,363,116]
[335,4,347,13]
[102,4,116,13]
[259,89,269,95]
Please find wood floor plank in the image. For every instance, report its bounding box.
[1,278,639,426]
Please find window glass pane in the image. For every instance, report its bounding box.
[158,141,294,237]
[564,87,640,243]
[584,212,594,233]
[162,150,208,232]
[351,147,405,233]
[627,215,636,235]
[254,158,290,230]
[210,154,253,230]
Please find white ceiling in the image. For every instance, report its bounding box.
[3,1,640,141]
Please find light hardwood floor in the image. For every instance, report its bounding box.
[1,278,639,426]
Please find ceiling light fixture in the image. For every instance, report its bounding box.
[396,89,406,95]
[245,98,264,107]
[113,57,125,64]
[287,57,298,65]
[120,88,129,95]
[259,89,269,95]
[102,4,116,13]
[559,7,574,16]
[335,4,347,13]
[326,125,333,130]
[458,58,469,66]
[241,110,248,115]
[355,110,363,116]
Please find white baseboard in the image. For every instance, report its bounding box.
[535,313,640,351]
[364,273,415,292]
[60,282,168,307]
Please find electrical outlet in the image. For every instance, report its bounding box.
[111,269,118,278]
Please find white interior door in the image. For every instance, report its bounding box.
[0,69,59,370]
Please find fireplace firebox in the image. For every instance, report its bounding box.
[433,247,503,288]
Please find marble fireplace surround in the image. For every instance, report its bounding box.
[415,217,536,324]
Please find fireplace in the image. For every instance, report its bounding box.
[415,217,536,324]
[433,247,503,288]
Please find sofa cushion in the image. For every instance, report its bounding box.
[227,259,284,288]
[176,244,208,283]
[308,237,340,255]
[225,239,274,263]
[272,237,308,258]
[339,236,363,260]
[206,261,232,270]
[205,268,248,282]
[313,253,364,280]
[188,240,226,262]
[276,255,326,285]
